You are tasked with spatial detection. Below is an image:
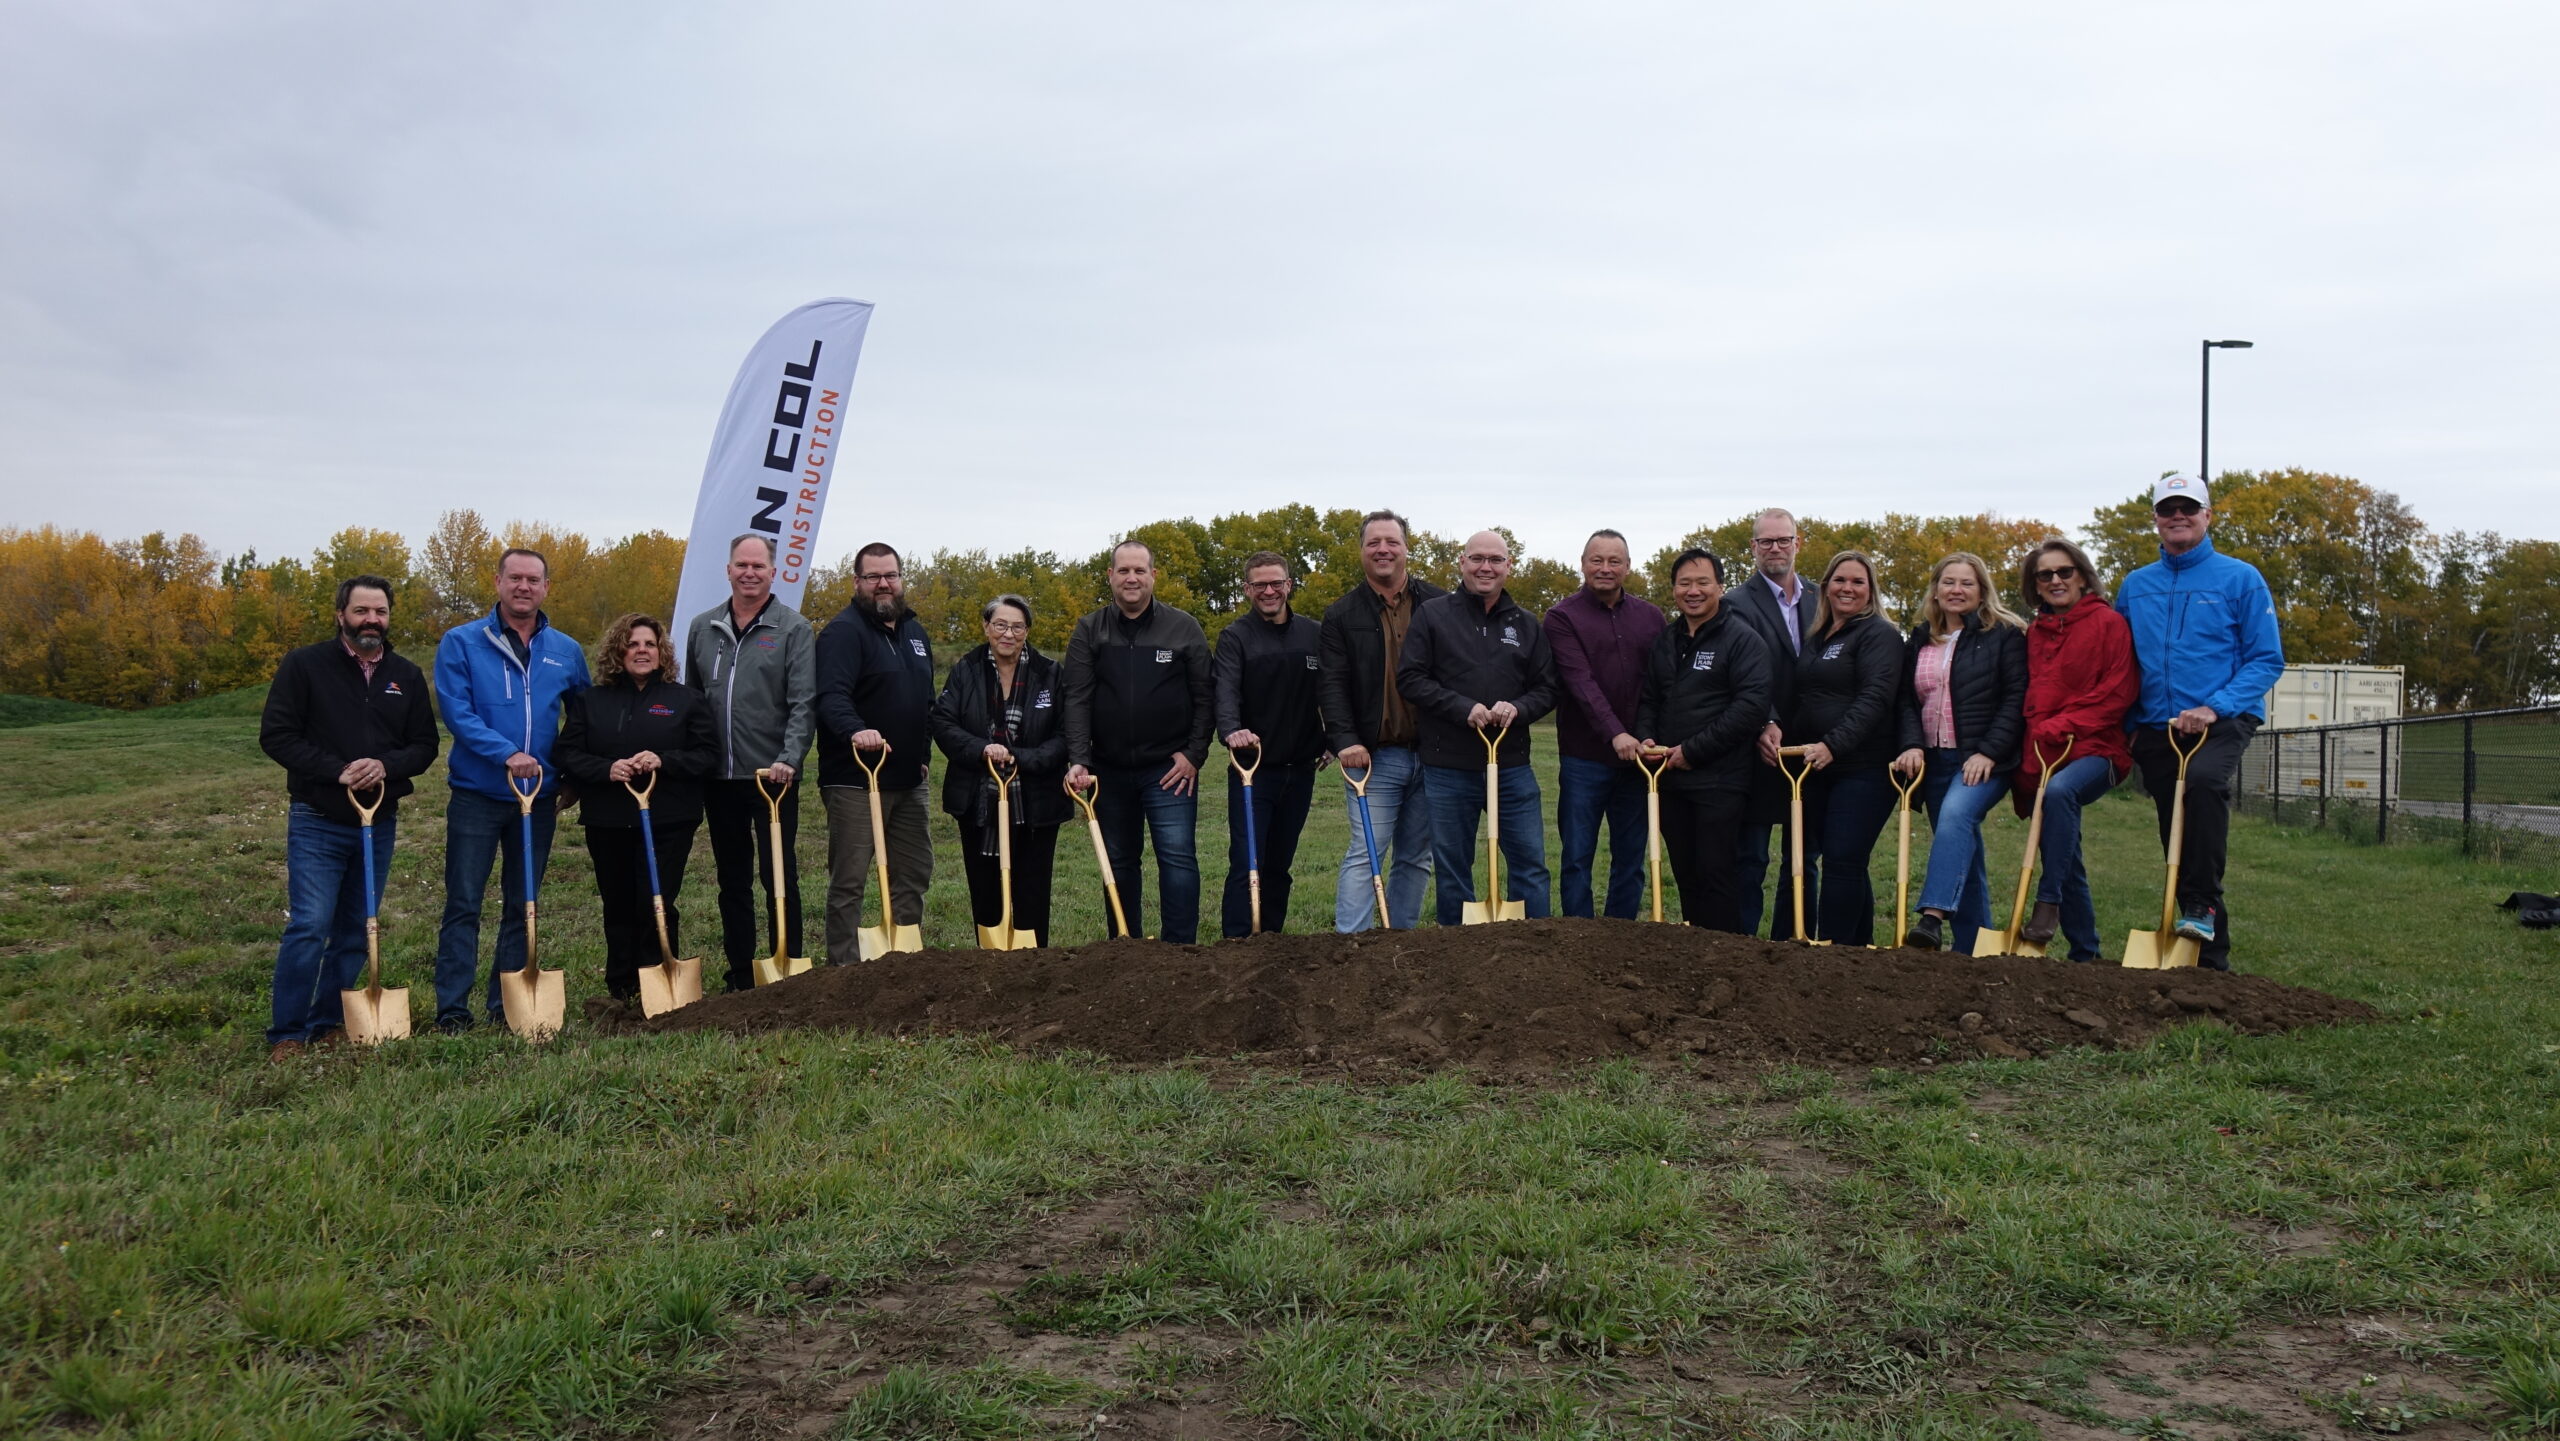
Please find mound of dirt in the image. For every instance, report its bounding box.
[617,920,2375,1076]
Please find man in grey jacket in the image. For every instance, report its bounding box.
[685,534,817,990]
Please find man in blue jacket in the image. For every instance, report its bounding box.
[2117,474,2285,970]
[431,547,590,1029]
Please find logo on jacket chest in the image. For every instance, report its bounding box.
[1821,641,1845,661]
[1691,650,1718,671]
[754,636,780,650]
[1033,689,1052,709]
[909,638,927,658]
[648,703,675,716]
[1500,625,1519,647]
[381,681,404,696]
[1304,654,1320,670]
[1154,649,1174,664]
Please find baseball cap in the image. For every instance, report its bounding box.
[2152,474,2210,510]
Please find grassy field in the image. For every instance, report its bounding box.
[4,693,2559,1438]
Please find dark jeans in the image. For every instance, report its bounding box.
[1224,761,1317,937]
[957,816,1060,947]
[1423,762,1551,925]
[2131,717,2257,970]
[1772,762,1898,945]
[703,777,805,991]
[1095,760,1201,943]
[1735,821,1774,936]
[586,821,696,1000]
[1556,755,1650,919]
[434,786,558,1027]
[273,803,398,1045]
[1661,785,1748,933]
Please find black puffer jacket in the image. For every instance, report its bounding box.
[931,645,1070,829]
[1785,611,1905,768]
[555,676,721,829]
[1897,614,2029,773]
[1634,608,1773,794]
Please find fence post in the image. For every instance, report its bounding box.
[2377,722,2391,844]
[2462,715,2476,857]
[2318,729,2330,829]
[2271,730,2283,824]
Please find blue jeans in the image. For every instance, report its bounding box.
[1096,760,1200,944]
[1917,751,2000,950]
[1335,746,1433,931]
[272,804,397,1045]
[1424,762,1551,925]
[1224,761,1316,937]
[1556,755,1649,920]
[434,786,558,1026]
[2032,754,2118,961]
[1774,764,1898,945]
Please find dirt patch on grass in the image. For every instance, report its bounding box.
[2015,1317,2488,1439]
[618,919,2375,1078]
[650,1190,1286,1439]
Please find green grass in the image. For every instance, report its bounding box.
[0,695,109,729]
[4,693,2559,1436]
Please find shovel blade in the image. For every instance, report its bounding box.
[858,923,926,961]
[340,985,411,1044]
[500,966,565,1039]
[1460,899,1526,925]
[2160,936,2202,970]
[1972,931,2016,958]
[753,953,812,986]
[2121,930,2161,969]
[638,957,703,1017]
[975,924,1039,951]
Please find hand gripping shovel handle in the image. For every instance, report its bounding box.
[1231,747,1262,934]
[1891,764,1923,943]
[2158,725,2205,934]
[1345,766,1390,930]
[349,782,385,995]
[754,767,797,970]
[1775,745,1815,943]
[625,771,678,966]
[1991,735,2074,955]
[856,742,898,928]
[1067,778,1132,938]
[1480,722,1510,908]
[1635,749,1671,924]
[986,753,1023,939]
[509,767,544,967]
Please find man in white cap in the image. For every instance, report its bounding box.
[2114,474,2285,970]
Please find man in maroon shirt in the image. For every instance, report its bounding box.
[1543,529,1667,918]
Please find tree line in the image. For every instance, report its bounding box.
[3,468,2551,712]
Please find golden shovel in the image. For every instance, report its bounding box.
[976,755,1040,950]
[751,767,812,984]
[852,742,924,959]
[1774,745,1830,945]
[498,768,565,1039]
[2124,726,2206,971]
[1459,722,1525,924]
[338,782,410,1044]
[1886,763,1923,949]
[1975,736,2074,957]
[626,770,702,1017]
[1635,747,1672,922]
[1067,778,1134,940]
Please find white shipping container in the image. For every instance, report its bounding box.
[2257,665,2404,801]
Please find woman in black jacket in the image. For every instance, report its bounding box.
[556,614,720,1000]
[1890,553,2028,950]
[1764,551,1904,944]
[930,594,1070,946]
[1633,548,1774,934]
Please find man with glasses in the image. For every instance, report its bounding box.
[1724,509,1820,935]
[1399,529,1559,923]
[815,541,935,962]
[2116,474,2284,970]
[1318,510,1446,930]
[1212,550,1325,936]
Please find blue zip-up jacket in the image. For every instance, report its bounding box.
[434,607,591,800]
[2116,535,2284,726]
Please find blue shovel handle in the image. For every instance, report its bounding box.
[1348,771,1384,880]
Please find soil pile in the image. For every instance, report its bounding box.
[622,919,2375,1076]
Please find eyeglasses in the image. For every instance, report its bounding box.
[2031,567,2079,584]
[986,620,1027,636]
[1244,579,1291,592]
[1461,553,1508,566]
[1754,536,1798,548]
[858,571,902,584]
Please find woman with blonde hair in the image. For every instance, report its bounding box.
[556,614,719,1001]
[1764,550,1904,944]
[2013,537,2139,961]
[1891,552,2027,950]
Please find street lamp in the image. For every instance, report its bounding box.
[2200,338,2254,486]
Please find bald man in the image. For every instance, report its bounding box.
[1395,529,1559,924]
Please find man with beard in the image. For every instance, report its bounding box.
[258,576,440,1061]
[815,541,936,960]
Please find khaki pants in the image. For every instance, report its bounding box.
[821,784,934,961]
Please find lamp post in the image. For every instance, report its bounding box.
[2201,338,2254,485]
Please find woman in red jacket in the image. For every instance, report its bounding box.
[2014,538,2140,961]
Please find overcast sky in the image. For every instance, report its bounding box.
[5,1,2554,571]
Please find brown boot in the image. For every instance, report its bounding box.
[2020,902,2061,947]
[268,1040,307,1065]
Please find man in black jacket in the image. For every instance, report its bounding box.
[1634,548,1772,933]
[1398,529,1559,924]
[256,575,440,1062]
[1065,540,1214,942]
[1722,508,1820,934]
[1317,511,1445,930]
[1214,550,1326,936]
[815,542,936,962]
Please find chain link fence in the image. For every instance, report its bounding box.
[2236,703,2560,864]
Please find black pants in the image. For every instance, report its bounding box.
[1223,761,1317,937]
[1660,785,1748,934]
[703,778,804,990]
[956,817,1060,947]
[586,821,697,999]
[2129,716,2257,971]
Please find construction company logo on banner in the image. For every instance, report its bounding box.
[670,298,874,631]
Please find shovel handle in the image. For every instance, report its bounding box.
[853,739,890,785]
[1343,765,1370,798]
[1229,744,1261,785]
[1634,747,1671,786]
[508,764,544,813]
[754,766,791,810]
[345,781,384,827]
[1477,720,1510,761]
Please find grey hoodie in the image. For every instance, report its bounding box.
[685,597,816,779]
